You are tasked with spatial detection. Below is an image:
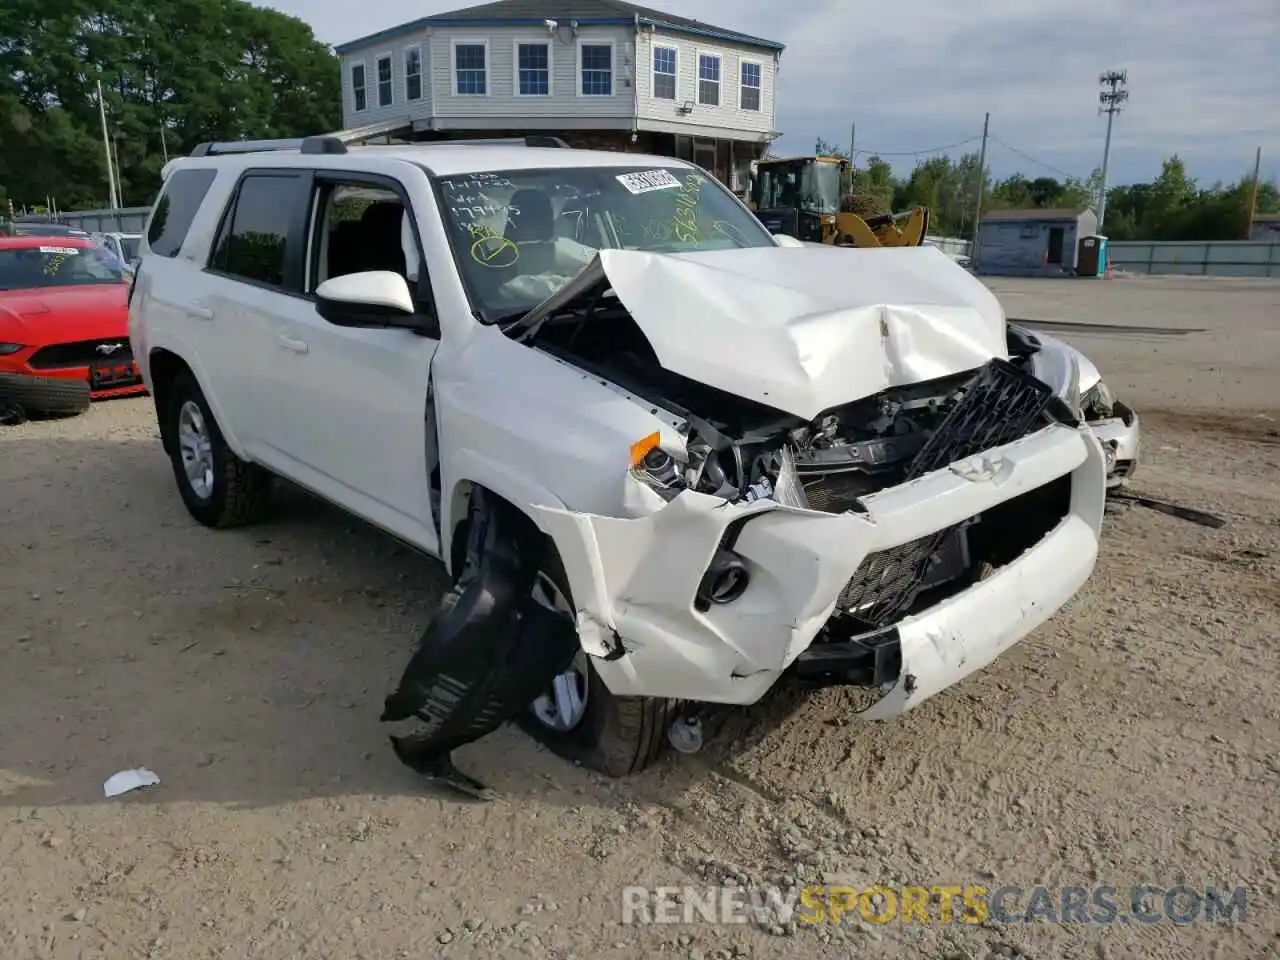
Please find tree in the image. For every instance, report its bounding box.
[0,0,340,209]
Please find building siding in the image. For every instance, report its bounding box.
[428,24,634,119]
[341,32,434,129]
[634,29,775,137]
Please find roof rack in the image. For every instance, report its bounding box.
[188,132,569,159]
[189,135,346,158]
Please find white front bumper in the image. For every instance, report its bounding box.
[1089,408,1141,488]
[533,422,1106,715]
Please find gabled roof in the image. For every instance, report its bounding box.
[335,0,784,55]
[981,208,1092,222]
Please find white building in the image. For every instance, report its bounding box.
[333,0,784,189]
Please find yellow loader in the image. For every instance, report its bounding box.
[748,155,929,247]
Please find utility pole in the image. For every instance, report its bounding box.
[1245,146,1262,240]
[970,112,989,267]
[848,122,855,161]
[159,121,170,164]
[1096,69,1129,231]
[111,133,124,208]
[96,79,120,210]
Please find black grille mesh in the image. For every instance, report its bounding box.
[837,359,1053,627]
[29,338,132,369]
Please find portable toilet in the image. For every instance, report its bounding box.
[1076,234,1108,277]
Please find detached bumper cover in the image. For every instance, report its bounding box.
[533,422,1106,715]
[1089,401,1140,487]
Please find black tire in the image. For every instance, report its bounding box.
[514,555,677,777]
[0,372,90,416]
[166,372,273,528]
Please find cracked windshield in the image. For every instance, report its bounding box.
[434,165,775,322]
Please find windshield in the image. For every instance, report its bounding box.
[433,164,776,322]
[0,244,126,291]
[752,160,841,216]
[802,162,842,215]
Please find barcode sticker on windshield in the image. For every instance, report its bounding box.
[39,246,80,255]
[616,169,682,195]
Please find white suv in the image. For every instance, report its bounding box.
[129,135,1106,796]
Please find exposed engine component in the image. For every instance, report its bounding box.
[529,295,1056,519]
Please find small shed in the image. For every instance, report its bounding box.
[1249,213,1280,243]
[975,207,1098,276]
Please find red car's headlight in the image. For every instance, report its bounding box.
[0,343,24,356]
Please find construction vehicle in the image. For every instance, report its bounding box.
[748,155,929,247]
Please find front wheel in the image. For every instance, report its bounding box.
[515,568,677,777]
[166,372,273,528]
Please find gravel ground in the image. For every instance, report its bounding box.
[1,276,1277,960]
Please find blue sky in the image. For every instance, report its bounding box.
[263,0,1279,188]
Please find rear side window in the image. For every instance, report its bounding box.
[209,173,310,289]
[147,168,217,258]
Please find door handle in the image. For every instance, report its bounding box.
[187,306,214,321]
[276,334,310,354]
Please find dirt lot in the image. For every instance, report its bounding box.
[2,276,1277,960]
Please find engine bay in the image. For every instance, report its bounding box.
[520,290,1048,515]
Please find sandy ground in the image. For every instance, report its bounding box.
[1,276,1277,960]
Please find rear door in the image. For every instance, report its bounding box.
[202,170,315,457]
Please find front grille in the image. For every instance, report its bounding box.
[837,359,1054,628]
[905,358,1053,480]
[29,338,133,369]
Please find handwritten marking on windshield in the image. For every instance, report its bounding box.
[672,175,701,243]
[467,222,519,269]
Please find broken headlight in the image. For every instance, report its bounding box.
[629,432,685,501]
[1081,380,1116,420]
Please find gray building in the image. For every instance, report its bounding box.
[332,0,784,190]
[1249,213,1280,242]
[975,208,1099,277]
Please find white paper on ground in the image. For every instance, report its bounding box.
[103,768,160,798]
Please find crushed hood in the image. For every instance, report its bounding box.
[520,245,1008,420]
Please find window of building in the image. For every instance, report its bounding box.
[453,41,488,95]
[697,53,720,106]
[652,45,677,100]
[376,54,393,107]
[517,41,550,96]
[739,60,761,111]
[351,62,367,112]
[209,174,310,289]
[405,47,422,101]
[579,42,613,96]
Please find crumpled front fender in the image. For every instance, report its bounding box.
[531,491,875,704]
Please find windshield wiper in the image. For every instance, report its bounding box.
[489,308,533,328]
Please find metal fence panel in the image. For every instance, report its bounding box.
[1107,240,1279,278]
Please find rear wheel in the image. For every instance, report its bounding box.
[166,372,273,528]
[515,564,677,777]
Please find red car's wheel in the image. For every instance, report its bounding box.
[0,372,90,417]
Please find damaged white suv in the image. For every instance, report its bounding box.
[130,136,1107,796]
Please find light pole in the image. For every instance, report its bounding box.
[1096,70,1129,231]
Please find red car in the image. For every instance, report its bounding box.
[0,234,145,399]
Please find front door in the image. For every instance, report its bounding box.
[251,173,440,554]
[692,138,716,176]
[1047,226,1065,265]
